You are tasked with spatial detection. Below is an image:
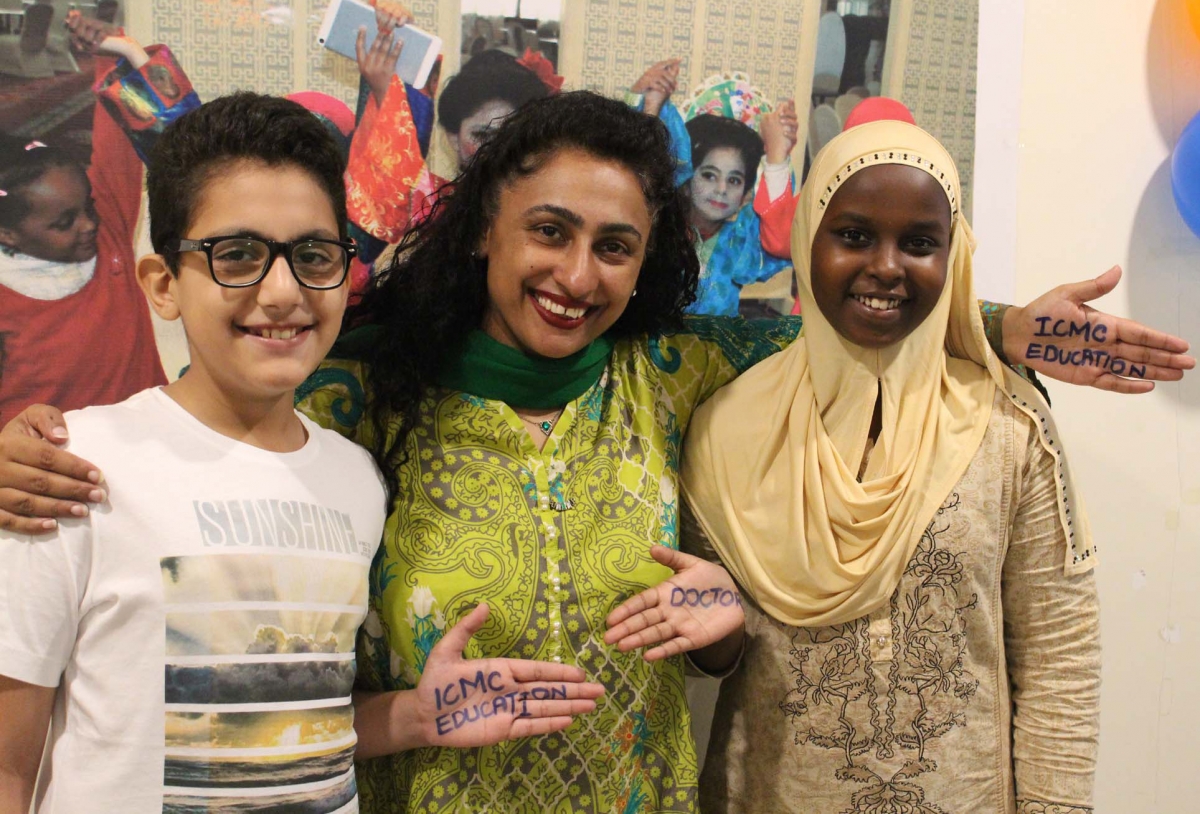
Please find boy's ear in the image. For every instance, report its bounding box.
[137,254,181,321]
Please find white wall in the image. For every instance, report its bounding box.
[1012,0,1200,811]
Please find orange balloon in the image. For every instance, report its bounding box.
[1191,0,1200,39]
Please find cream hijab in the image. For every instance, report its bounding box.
[681,121,1095,627]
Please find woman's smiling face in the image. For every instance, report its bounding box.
[809,164,953,349]
[478,147,652,359]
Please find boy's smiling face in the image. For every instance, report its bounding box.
[152,160,349,408]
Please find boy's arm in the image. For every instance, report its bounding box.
[0,675,54,813]
[1003,427,1100,812]
[0,521,86,809]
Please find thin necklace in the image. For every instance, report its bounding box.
[521,408,564,436]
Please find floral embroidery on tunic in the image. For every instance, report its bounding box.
[779,494,978,814]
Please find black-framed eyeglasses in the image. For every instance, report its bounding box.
[175,236,358,290]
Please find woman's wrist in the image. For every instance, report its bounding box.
[688,625,745,676]
[353,689,428,758]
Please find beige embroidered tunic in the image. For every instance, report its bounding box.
[688,394,1100,814]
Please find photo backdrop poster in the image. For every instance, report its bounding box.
[0,0,978,418]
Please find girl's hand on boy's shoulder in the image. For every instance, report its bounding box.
[0,405,103,535]
[604,545,745,662]
[1003,265,1195,394]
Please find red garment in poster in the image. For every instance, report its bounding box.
[0,61,166,422]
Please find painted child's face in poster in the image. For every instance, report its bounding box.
[688,146,748,230]
[0,165,98,263]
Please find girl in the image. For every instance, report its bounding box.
[0,18,198,421]
[630,65,799,317]
[679,121,1100,813]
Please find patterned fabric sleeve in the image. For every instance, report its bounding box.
[93,45,200,165]
[647,316,803,422]
[979,300,1050,401]
[345,75,435,244]
[723,206,794,288]
[1003,421,1100,812]
[753,171,797,260]
[293,359,371,445]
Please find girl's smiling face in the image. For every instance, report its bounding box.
[688,146,748,233]
[0,165,98,263]
[809,164,952,349]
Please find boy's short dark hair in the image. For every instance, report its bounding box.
[146,92,348,271]
[685,113,765,178]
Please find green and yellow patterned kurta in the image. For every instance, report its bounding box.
[296,317,802,814]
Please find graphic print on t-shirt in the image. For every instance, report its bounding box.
[160,551,368,813]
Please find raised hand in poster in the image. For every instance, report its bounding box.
[361,603,605,753]
[604,545,744,664]
[355,2,414,105]
[760,98,799,164]
[632,57,681,117]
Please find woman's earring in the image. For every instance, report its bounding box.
[631,289,638,297]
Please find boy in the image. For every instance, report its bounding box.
[0,93,384,813]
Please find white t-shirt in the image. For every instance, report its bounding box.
[0,388,386,813]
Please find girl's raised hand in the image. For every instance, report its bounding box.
[414,604,605,748]
[355,24,404,106]
[371,0,414,28]
[604,545,745,662]
[631,58,681,117]
[65,9,148,68]
[1002,265,1195,394]
[761,99,799,164]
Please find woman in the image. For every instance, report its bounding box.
[680,121,1099,813]
[0,93,1191,813]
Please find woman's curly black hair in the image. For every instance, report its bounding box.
[350,90,700,492]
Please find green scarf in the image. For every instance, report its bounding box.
[436,330,615,409]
